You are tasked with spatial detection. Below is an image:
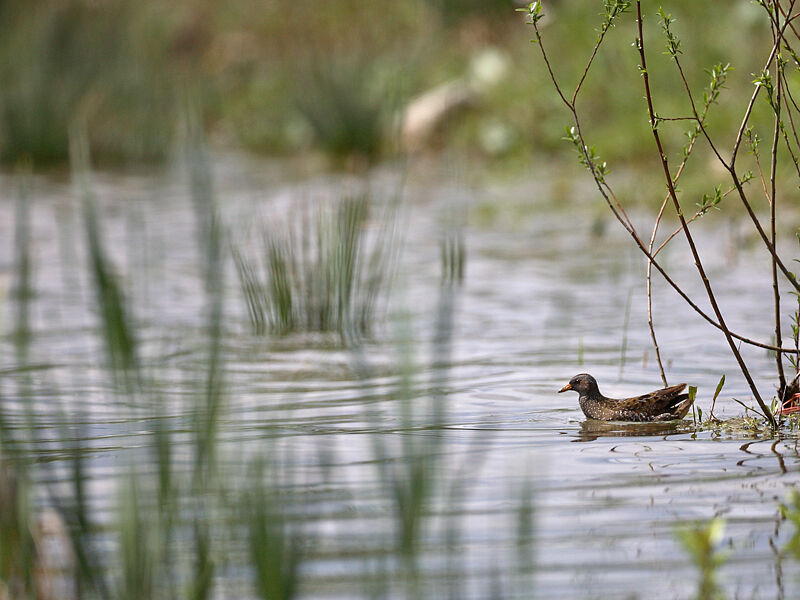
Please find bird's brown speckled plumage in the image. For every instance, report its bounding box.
[559,373,693,422]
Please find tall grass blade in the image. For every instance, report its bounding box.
[71,129,138,391]
[246,461,303,600]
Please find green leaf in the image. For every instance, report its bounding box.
[712,375,725,403]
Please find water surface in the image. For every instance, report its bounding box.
[0,160,798,598]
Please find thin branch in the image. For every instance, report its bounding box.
[770,13,788,392]
[527,10,800,358]
[731,36,782,162]
[572,13,622,104]
[665,3,800,296]
[636,1,776,426]
[644,59,728,387]
[652,185,738,257]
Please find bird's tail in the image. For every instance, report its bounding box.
[672,394,694,419]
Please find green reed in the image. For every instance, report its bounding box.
[0,0,176,165]
[0,141,540,599]
[233,194,399,341]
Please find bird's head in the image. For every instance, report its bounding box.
[558,373,599,396]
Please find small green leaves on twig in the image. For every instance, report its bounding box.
[658,8,681,58]
[600,1,631,37]
[682,129,698,159]
[704,63,731,108]
[753,69,777,109]
[651,113,663,131]
[745,127,760,158]
[784,44,800,69]
[564,126,609,182]
[696,185,723,215]
[679,63,730,160]
[517,1,544,25]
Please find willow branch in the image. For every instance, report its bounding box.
[636,1,776,426]
[770,14,788,392]
[527,7,800,361]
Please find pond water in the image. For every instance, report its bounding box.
[0,157,798,599]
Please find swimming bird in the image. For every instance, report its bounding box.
[558,373,694,422]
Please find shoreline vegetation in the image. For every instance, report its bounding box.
[520,0,800,428]
[0,2,788,175]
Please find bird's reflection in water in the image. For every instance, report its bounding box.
[573,419,696,442]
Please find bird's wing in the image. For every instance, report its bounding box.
[631,383,688,412]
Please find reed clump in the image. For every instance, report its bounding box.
[233,195,399,340]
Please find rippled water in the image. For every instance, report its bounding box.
[0,159,799,598]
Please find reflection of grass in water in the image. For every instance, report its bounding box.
[233,195,398,340]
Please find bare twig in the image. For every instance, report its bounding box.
[770,21,788,393]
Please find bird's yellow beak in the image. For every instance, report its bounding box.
[558,383,571,393]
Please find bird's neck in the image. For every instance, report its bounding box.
[581,387,603,401]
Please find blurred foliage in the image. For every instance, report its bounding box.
[780,488,800,559]
[0,0,788,175]
[676,517,728,600]
[0,0,186,165]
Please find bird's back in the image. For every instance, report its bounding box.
[581,383,691,422]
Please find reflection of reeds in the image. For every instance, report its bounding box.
[233,195,398,340]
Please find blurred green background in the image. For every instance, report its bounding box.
[0,0,777,175]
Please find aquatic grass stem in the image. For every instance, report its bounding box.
[70,128,140,393]
[233,193,399,341]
